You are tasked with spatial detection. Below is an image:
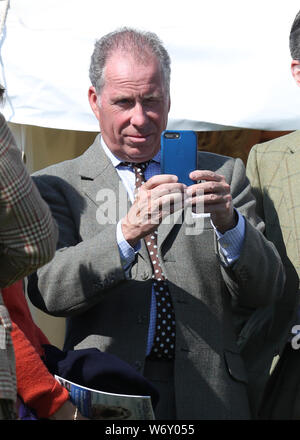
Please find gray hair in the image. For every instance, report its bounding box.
[89,27,171,96]
[290,11,300,60]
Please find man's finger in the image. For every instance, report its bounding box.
[150,182,187,199]
[189,170,226,183]
[186,181,230,197]
[143,174,179,189]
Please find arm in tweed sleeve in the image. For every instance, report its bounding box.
[0,114,58,287]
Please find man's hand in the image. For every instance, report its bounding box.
[186,170,237,233]
[121,174,186,247]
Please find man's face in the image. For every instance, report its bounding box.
[89,51,170,162]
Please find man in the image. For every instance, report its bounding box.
[0,85,58,419]
[27,28,285,420]
[245,11,300,419]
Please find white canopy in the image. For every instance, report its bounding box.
[1,0,300,131]
[4,0,300,348]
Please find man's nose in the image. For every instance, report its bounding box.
[130,103,148,127]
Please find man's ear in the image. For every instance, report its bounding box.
[88,86,101,122]
[291,60,300,87]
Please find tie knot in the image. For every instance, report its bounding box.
[121,161,151,173]
[120,160,151,190]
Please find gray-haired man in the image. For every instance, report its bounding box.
[28,28,285,420]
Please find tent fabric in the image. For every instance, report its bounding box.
[1,0,300,131]
[4,0,300,348]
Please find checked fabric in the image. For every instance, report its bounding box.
[123,161,176,360]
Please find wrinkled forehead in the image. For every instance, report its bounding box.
[103,49,166,90]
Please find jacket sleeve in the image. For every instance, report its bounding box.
[0,114,58,287]
[27,173,126,317]
[11,320,69,418]
[221,156,286,309]
[244,144,265,222]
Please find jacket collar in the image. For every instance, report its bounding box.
[78,134,112,180]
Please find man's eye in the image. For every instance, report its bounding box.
[117,99,131,106]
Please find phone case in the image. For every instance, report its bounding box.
[161,130,197,185]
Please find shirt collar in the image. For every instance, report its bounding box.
[100,136,161,168]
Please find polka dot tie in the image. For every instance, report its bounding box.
[122,161,176,360]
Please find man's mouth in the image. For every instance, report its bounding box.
[126,133,152,142]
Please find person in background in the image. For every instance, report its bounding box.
[28,27,286,420]
[2,280,87,420]
[246,10,300,419]
[0,85,58,419]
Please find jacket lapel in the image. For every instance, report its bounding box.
[78,135,130,223]
[158,210,184,248]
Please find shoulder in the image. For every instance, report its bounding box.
[250,130,300,156]
[0,112,8,134]
[0,112,10,135]
[0,113,20,156]
[197,150,239,174]
[33,155,82,180]
[197,150,245,189]
[31,157,81,200]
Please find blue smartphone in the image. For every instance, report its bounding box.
[161,130,197,186]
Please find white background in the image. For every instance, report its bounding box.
[1,0,300,131]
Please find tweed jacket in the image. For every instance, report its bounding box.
[245,132,300,363]
[0,114,58,416]
[246,131,300,281]
[0,290,16,414]
[28,135,285,420]
[0,114,58,287]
